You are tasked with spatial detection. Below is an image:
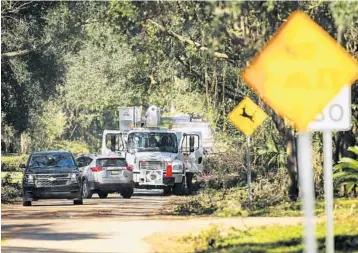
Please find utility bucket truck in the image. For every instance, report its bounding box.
[101,106,204,195]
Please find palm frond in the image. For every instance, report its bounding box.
[348,146,358,156]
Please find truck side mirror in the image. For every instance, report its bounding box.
[20,163,26,169]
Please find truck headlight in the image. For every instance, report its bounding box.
[173,165,182,171]
[70,173,79,183]
[26,174,34,184]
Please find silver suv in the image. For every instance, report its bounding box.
[75,154,134,199]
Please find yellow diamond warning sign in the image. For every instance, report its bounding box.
[242,11,358,131]
[228,97,268,136]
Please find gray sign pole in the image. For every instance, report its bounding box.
[246,136,252,209]
[298,132,317,253]
[323,131,334,253]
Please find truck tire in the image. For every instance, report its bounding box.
[82,179,93,199]
[121,187,134,199]
[98,192,108,199]
[23,200,32,206]
[163,187,172,196]
[73,199,83,205]
[173,177,185,196]
[186,173,194,195]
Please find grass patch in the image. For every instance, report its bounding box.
[184,216,358,253]
[148,214,358,253]
[251,198,358,217]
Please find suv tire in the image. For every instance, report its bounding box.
[73,199,83,205]
[82,179,93,199]
[98,192,108,199]
[121,187,134,199]
[23,200,32,206]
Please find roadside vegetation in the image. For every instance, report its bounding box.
[1,2,358,250]
[147,200,358,253]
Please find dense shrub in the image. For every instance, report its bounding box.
[1,155,29,172]
[1,173,22,203]
[198,151,248,191]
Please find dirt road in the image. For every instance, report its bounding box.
[2,190,306,253]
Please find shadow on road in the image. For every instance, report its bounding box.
[2,222,103,242]
[1,246,77,253]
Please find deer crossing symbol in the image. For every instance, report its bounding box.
[241,106,256,123]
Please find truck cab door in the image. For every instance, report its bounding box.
[179,132,203,174]
[101,130,126,157]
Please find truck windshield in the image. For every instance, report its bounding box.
[29,153,75,168]
[127,132,178,153]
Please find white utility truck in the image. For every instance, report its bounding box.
[101,106,204,195]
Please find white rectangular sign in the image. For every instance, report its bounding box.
[308,85,351,131]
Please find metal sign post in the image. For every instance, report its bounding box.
[308,85,351,253]
[228,97,268,210]
[298,132,317,253]
[323,131,334,253]
[246,136,252,209]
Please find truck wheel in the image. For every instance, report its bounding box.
[186,173,194,195]
[173,177,185,196]
[82,179,93,199]
[23,200,32,206]
[98,192,108,199]
[121,187,134,199]
[73,199,83,205]
[163,187,172,196]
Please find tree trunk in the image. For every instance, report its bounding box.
[222,62,227,133]
[20,132,29,154]
[285,128,299,201]
[334,132,341,164]
[269,111,299,201]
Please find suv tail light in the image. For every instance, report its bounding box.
[126,166,134,172]
[90,166,103,172]
[166,164,173,177]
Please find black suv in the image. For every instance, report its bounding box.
[22,151,83,206]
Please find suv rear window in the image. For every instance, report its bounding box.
[96,158,127,167]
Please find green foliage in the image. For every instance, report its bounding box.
[2,1,357,206]
[29,99,66,150]
[334,146,358,194]
[1,173,23,203]
[51,140,90,157]
[1,155,29,172]
[1,172,23,184]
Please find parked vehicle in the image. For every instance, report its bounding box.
[101,105,204,195]
[75,154,134,199]
[21,151,83,206]
[125,128,204,195]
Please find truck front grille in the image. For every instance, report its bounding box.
[35,174,71,187]
[139,161,166,170]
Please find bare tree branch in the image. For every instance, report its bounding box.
[147,19,230,60]
[1,49,32,59]
[1,1,33,15]
[1,41,51,59]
